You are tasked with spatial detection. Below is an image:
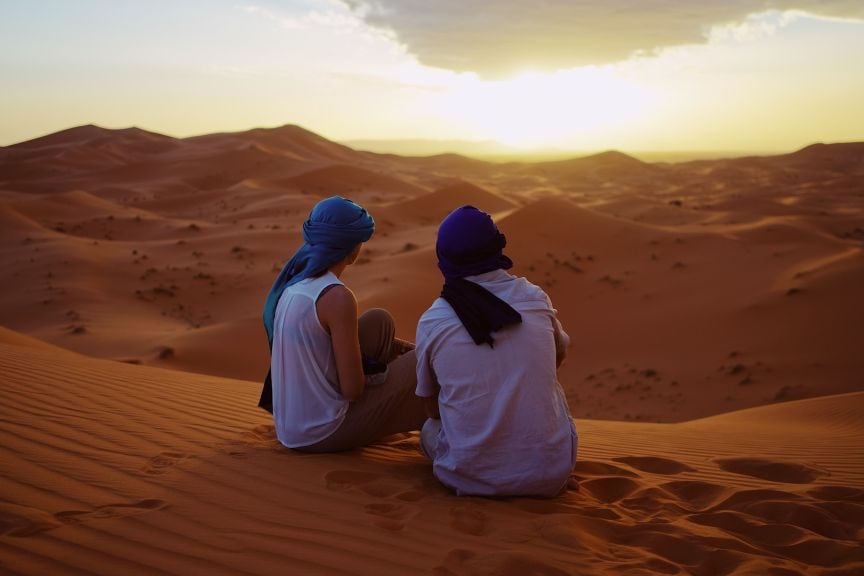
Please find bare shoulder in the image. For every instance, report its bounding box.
[318,283,356,306]
[317,283,357,325]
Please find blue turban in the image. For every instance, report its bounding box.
[436,206,521,347]
[263,196,374,348]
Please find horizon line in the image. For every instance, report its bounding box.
[3,121,860,162]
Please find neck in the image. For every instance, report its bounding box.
[329,261,349,278]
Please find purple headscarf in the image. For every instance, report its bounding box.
[436,206,513,279]
[436,206,521,347]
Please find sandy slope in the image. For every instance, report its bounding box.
[1,330,863,575]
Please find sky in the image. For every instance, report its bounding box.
[1,0,863,152]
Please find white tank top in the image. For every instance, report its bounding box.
[271,272,347,448]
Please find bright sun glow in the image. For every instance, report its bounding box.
[429,67,658,148]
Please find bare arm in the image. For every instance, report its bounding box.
[317,284,366,402]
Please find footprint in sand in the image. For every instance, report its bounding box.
[686,485,864,566]
[364,501,421,532]
[450,505,488,536]
[326,470,399,497]
[326,470,426,531]
[659,480,731,511]
[711,488,806,511]
[714,457,826,484]
[807,485,864,502]
[708,487,861,542]
[690,508,816,548]
[580,476,643,504]
[325,469,383,490]
[325,469,426,501]
[141,451,191,475]
[55,499,167,526]
[0,504,63,537]
[613,456,696,475]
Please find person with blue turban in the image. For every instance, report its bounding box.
[415,205,578,496]
[261,196,425,452]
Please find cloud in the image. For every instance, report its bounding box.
[341,0,864,76]
[242,5,305,29]
[242,2,372,33]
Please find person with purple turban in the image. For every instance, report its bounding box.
[261,196,424,452]
[415,205,578,496]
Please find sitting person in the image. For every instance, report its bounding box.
[260,195,425,452]
[415,205,578,496]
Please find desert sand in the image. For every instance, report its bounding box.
[1,124,863,574]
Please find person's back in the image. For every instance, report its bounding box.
[417,269,577,496]
[415,205,578,497]
[271,272,346,448]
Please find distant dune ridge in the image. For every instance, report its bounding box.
[1,124,863,574]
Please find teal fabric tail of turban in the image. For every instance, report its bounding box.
[259,196,374,412]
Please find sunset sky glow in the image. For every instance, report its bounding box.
[1,0,863,152]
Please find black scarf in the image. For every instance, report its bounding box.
[441,277,522,347]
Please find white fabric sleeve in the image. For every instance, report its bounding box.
[415,321,439,398]
[544,293,570,355]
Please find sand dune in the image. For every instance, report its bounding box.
[1,124,862,574]
[1,331,862,575]
[225,124,363,162]
[284,164,429,203]
[531,150,660,180]
[375,180,515,231]
[2,126,862,419]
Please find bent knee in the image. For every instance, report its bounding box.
[360,307,394,327]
